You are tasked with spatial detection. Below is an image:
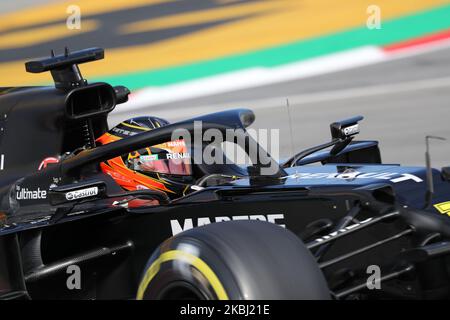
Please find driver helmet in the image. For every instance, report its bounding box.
[96,116,193,198]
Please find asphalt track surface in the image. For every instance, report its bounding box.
[110,45,450,168]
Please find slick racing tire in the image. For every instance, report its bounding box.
[136,220,330,300]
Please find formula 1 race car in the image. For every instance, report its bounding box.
[1,48,450,300]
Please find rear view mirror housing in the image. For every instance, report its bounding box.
[330,116,364,140]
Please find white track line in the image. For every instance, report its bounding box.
[114,40,450,116]
[140,76,450,119]
[117,46,385,112]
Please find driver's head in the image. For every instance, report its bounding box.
[96,116,192,198]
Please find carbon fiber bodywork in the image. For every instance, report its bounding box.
[1,48,450,300]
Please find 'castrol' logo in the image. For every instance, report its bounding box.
[65,187,99,201]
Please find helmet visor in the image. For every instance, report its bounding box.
[130,139,191,176]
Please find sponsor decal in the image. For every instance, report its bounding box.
[138,153,190,162]
[140,154,159,162]
[16,186,47,200]
[434,201,450,216]
[111,127,136,136]
[286,171,423,183]
[65,187,99,201]
[190,185,204,191]
[343,124,359,136]
[166,152,190,160]
[167,140,186,147]
[313,218,373,243]
[170,214,285,236]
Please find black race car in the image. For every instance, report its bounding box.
[1,48,450,300]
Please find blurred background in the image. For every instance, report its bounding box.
[0,0,449,166]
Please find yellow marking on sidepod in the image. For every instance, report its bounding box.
[435,201,450,216]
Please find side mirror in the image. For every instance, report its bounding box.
[330,116,363,140]
[329,116,364,156]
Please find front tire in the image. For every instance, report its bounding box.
[137,220,330,300]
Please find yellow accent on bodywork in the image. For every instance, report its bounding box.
[121,122,151,131]
[434,201,450,215]
[136,250,229,300]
